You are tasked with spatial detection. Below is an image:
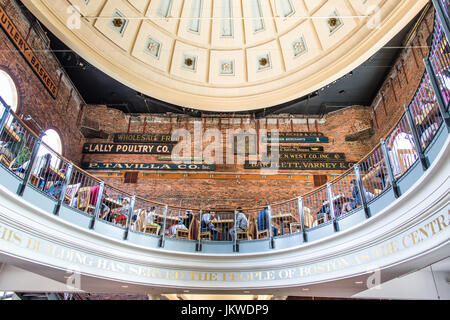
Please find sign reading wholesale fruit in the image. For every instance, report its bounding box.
[244,161,355,170]
[82,143,172,154]
[0,5,58,98]
[82,162,215,171]
[113,133,177,143]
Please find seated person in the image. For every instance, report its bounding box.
[168,220,188,238]
[201,211,218,240]
[2,121,25,159]
[144,207,161,234]
[37,153,52,190]
[420,122,440,149]
[256,207,278,237]
[349,179,375,210]
[183,210,193,229]
[229,208,248,241]
[316,200,331,222]
[15,159,30,175]
[112,197,130,224]
[99,193,111,221]
[47,168,66,199]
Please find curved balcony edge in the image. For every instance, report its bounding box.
[0,131,448,292]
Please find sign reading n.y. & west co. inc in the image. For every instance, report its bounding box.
[277,152,346,161]
[82,143,172,154]
[113,133,177,144]
[83,162,215,171]
[0,5,58,99]
[244,161,355,170]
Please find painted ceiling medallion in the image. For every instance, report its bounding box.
[22,0,428,111]
[327,10,344,34]
[112,18,124,28]
[292,36,307,57]
[144,37,161,59]
[109,9,128,35]
[220,60,234,75]
[257,54,271,71]
[183,54,197,71]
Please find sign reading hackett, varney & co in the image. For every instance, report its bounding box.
[245,161,355,170]
[82,143,173,154]
[83,162,215,171]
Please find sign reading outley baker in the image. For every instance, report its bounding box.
[82,143,172,154]
[0,5,58,98]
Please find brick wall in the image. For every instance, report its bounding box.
[81,105,374,208]
[369,5,435,146]
[0,0,85,163]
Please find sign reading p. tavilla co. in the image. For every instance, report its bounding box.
[82,162,215,171]
[0,5,58,98]
[82,143,173,154]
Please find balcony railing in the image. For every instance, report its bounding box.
[0,6,449,253]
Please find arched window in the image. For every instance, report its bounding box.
[37,129,63,169]
[0,69,18,112]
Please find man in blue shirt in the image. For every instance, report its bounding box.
[257,207,278,237]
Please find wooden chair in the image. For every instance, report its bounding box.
[131,209,144,231]
[193,219,200,240]
[200,232,212,240]
[303,207,315,229]
[188,216,197,240]
[256,228,268,239]
[176,228,189,239]
[77,187,94,213]
[0,154,15,169]
[146,224,160,235]
[290,222,302,234]
[64,183,80,206]
[237,216,253,240]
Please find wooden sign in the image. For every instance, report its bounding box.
[158,156,204,161]
[267,145,324,153]
[0,5,58,98]
[278,152,346,161]
[82,143,172,154]
[267,132,324,137]
[83,162,215,171]
[244,161,355,170]
[113,133,177,143]
[263,136,329,143]
[233,134,257,155]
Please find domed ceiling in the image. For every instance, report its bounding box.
[22,0,428,112]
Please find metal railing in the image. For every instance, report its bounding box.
[0,5,448,252]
